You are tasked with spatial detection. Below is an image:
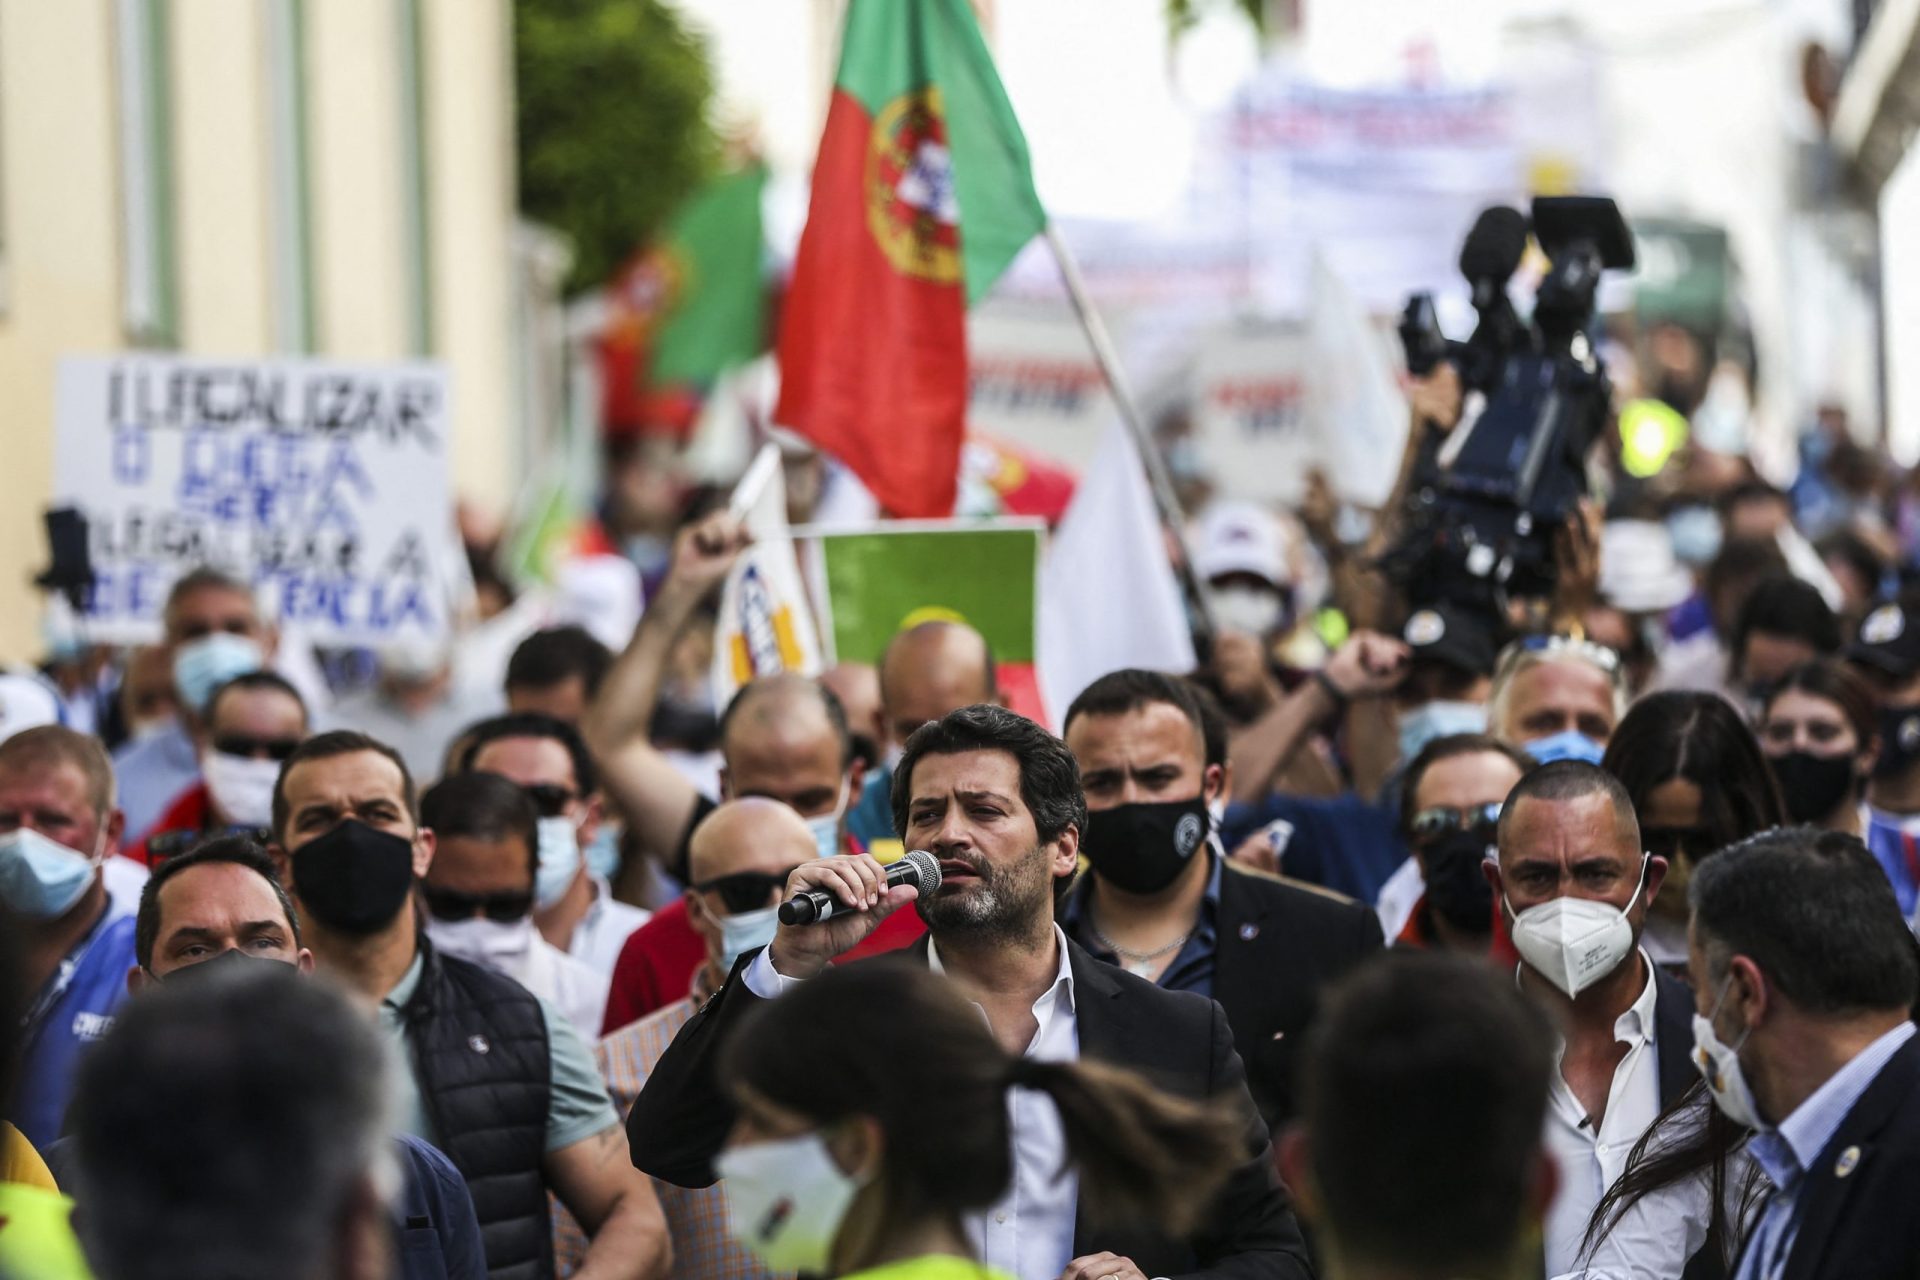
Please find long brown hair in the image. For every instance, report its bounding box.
[720,963,1244,1237]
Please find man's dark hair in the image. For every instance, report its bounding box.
[1186,679,1230,771]
[1300,952,1554,1273]
[72,964,390,1280]
[1495,759,1640,852]
[1691,827,1919,1015]
[457,710,599,796]
[206,669,309,729]
[1729,574,1840,676]
[1400,734,1535,838]
[271,730,417,840]
[135,836,299,972]
[505,625,614,699]
[1702,537,1788,629]
[891,704,1086,845]
[718,675,854,770]
[421,772,539,876]
[1062,669,1207,754]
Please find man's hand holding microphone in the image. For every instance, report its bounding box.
[764,851,940,980]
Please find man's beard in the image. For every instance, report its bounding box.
[918,843,1054,944]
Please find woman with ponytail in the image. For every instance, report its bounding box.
[714,962,1245,1280]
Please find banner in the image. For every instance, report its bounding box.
[54,354,455,646]
[711,446,826,705]
[1190,321,1315,507]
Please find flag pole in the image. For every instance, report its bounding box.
[1042,222,1216,653]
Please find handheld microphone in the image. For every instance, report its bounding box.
[778,849,943,926]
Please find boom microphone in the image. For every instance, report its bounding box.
[778,849,943,926]
[1458,205,1529,296]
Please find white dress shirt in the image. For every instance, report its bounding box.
[568,872,651,977]
[744,928,1083,1280]
[521,936,611,1041]
[1541,950,1664,1277]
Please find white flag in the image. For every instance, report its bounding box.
[712,445,825,704]
[1039,423,1197,725]
[1307,252,1410,508]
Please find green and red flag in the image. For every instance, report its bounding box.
[599,164,769,437]
[776,0,1046,517]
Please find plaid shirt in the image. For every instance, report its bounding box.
[554,998,784,1280]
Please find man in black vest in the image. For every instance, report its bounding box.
[1059,669,1384,1131]
[270,730,669,1280]
[629,704,1312,1280]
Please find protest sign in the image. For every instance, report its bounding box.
[54,354,455,646]
[710,444,826,705]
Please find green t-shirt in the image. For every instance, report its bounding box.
[379,950,619,1154]
[841,1257,1013,1280]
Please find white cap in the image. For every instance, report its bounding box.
[1599,520,1694,613]
[1191,501,1289,588]
[0,672,62,743]
[551,555,644,654]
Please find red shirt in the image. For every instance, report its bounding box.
[602,885,927,1036]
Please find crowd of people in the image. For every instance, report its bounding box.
[5,359,1920,1280]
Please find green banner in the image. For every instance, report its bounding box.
[816,525,1040,665]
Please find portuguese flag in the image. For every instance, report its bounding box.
[651,164,769,384]
[776,0,1045,518]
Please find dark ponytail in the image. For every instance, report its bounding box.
[723,964,1243,1238]
[1003,1057,1241,1235]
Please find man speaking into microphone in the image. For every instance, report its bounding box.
[627,704,1311,1280]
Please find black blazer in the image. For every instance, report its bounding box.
[627,935,1314,1280]
[1730,1032,1920,1280]
[1205,864,1384,1130]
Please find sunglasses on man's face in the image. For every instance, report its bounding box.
[1409,803,1504,843]
[522,783,576,819]
[693,865,807,914]
[420,885,534,923]
[212,734,302,762]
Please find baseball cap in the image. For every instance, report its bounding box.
[1191,501,1288,588]
[0,671,62,743]
[1402,605,1497,679]
[1848,601,1920,680]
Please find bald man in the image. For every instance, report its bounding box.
[845,619,999,845]
[552,800,811,1280]
[818,663,882,773]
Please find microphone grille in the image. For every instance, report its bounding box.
[1458,205,1528,284]
[900,849,942,894]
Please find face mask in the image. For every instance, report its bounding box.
[1524,729,1607,766]
[1207,585,1285,638]
[1421,830,1495,934]
[201,751,281,828]
[584,822,622,883]
[0,827,102,919]
[426,917,537,980]
[1665,504,1724,568]
[1874,703,1920,779]
[172,633,264,716]
[291,821,416,936]
[803,779,850,862]
[1081,796,1211,896]
[716,1132,862,1274]
[158,947,290,984]
[718,904,780,973]
[1769,750,1858,824]
[1398,700,1489,764]
[1506,855,1648,998]
[535,817,583,909]
[1692,974,1767,1131]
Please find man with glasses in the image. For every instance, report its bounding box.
[127,671,308,865]
[457,711,650,977]
[1390,734,1530,950]
[552,798,813,1279]
[420,772,610,1036]
[1488,634,1629,765]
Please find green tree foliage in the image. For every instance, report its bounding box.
[516,0,719,294]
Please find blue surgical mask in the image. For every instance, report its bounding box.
[717,904,780,973]
[0,827,102,919]
[1526,729,1607,765]
[584,823,622,882]
[172,632,264,715]
[1398,700,1489,764]
[804,779,850,861]
[534,817,583,909]
[1665,505,1724,569]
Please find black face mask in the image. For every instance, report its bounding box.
[1420,828,1494,935]
[156,947,292,984]
[291,820,416,936]
[1874,704,1920,780]
[1081,797,1211,896]
[1770,751,1859,823]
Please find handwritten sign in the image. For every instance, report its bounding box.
[54,354,455,645]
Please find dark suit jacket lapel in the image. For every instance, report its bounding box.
[1781,1035,1920,1280]
[1211,866,1270,1049]
[1652,965,1701,1108]
[1064,941,1126,1256]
